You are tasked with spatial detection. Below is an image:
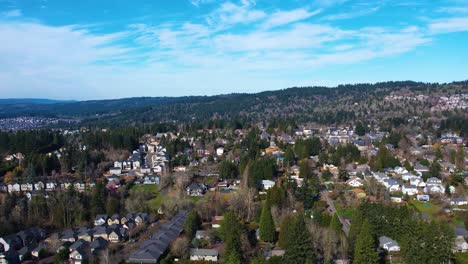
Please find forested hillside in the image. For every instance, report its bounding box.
[2,81,467,130]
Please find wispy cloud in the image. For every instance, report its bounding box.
[323,6,380,20]
[260,8,321,29]
[189,0,215,7]
[438,7,468,13]
[1,0,468,99]
[2,9,21,18]
[429,17,468,34]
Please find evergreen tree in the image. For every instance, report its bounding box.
[259,203,276,243]
[25,162,36,182]
[330,213,342,233]
[184,209,202,238]
[278,215,292,249]
[284,145,295,167]
[353,220,379,264]
[355,121,366,136]
[219,211,243,261]
[91,181,106,215]
[284,215,314,264]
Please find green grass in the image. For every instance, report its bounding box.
[132,184,159,193]
[335,201,354,219]
[148,194,165,211]
[409,200,441,217]
[455,252,468,264]
[131,184,164,211]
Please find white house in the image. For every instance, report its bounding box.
[216,147,224,156]
[190,248,218,262]
[346,176,364,187]
[261,180,275,190]
[394,166,408,174]
[8,183,21,193]
[109,167,122,175]
[402,185,418,196]
[379,236,400,252]
[383,179,401,192]
[424,184,444,194]
[451,197,468,206]
[410,177,426,188]
[454,237,468,253]
[426,177,442,185]
[34,181,45,191]
[416,194,430,201]
[45,181,57,191]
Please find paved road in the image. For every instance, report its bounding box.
[321,190,350,236]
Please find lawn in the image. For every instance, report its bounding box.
[334,201,355,219]
[409,200,441,217]
[455,252,468,264]
[131,184,164,211]
[132,184,159,193]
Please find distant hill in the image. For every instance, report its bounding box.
[0,81,467,128]
[0,98,76,105]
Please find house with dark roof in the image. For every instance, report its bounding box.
[107,214,120,225]
[186,182,207,196]
[127,210,188,263]
[0,235,22,252]
[90,237,108,254]
[69,247,88,264]
[94,214,108,226]
[60,229,76,242]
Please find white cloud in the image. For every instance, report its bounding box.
[429,17,468,34]
[438,7,468,13]
[260,8,321,29]
[189,0,215,7]
[0,1,465,99]
[206,0,266,27]
[323,6,379,20]
[2,9,21,18]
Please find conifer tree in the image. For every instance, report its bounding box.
[259,203,276,243]
[184,209,202,238]
[353,220,379,264]
[330,213,342,233]
[284,214,314,264]
[219,211,243,262]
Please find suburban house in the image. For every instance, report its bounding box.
[186,182,207,196]
[383,179,401,192]
[402,185,418,196]
[379,236,400,252]
[69,248,87,264]
[108,214,120,225]
[416,194,430,201]
[216,147,224,156]
[94,215,108,226]
[109,167,122,175]
[346,176,364,187]
[451,197,468,206]
[195,230,209,240]
[261,180,275,190]
[128,211,187,263]
[189,248,219,262]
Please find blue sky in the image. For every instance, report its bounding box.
[0,0,467,100]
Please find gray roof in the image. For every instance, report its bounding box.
[190,248,218,257]
[127,210,188,263]
[379,236,399,248]
[455,227,468,237]
[90,237,108,250]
